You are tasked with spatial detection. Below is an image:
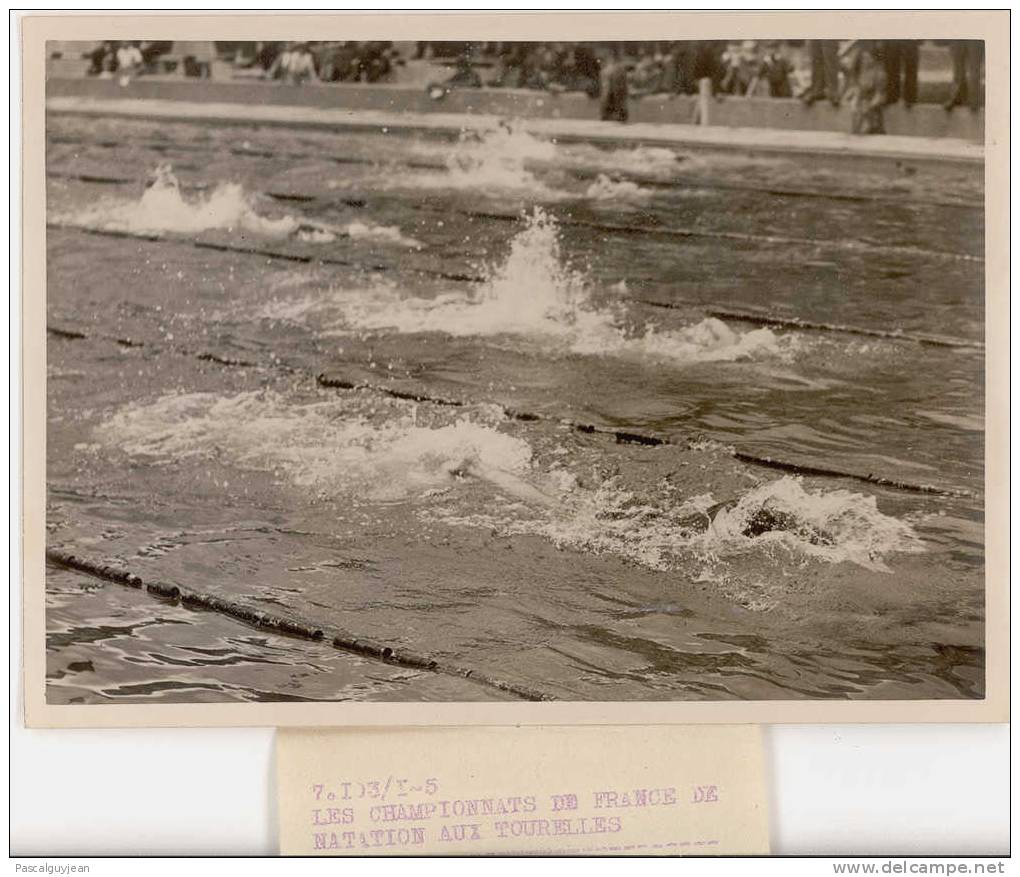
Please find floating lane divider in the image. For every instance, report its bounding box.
[47,321,976,498]
[46,222,487,285]
[638,299,985,351]
[47,137,983,211]
[315,373,671,447]
[464,209,983,265]
[731,452,978,499]
[316,374,975,497]
[45,547,554,702]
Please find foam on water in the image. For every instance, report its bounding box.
[584,174,652,202]
[57,164,301,237]
[702,477,925,572]
[393,126,558,197]
[287,208,791,365]
[96,391,921,574]
[57,164,423,250]
[436,474,923,574]
[343,221,422,249]
[95,389,533,503]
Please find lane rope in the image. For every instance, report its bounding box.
[638,299,985,350]
[46,548,554,702]
[47,230,980,499]
[48,134,984,210]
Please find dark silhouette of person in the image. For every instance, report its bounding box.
[802,39,841,107]
[879,40,919,106]
[944,40,984,111]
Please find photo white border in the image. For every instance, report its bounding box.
[20,10,1009,727]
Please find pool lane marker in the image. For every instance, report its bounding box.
[315,374,978,499]
[638,299,985,351]
[46,222,486,285]
[44,321,978,500]
[45,547,554,702]
[315,373,669,447]
[729,452,977,499]
[48,137,983,210]
[49,221,984,351]
[47,169,982,265]
[466,209,984,265]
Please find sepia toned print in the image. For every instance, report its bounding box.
[24,12,1008,725]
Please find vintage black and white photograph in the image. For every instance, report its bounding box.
[34,18,999,715]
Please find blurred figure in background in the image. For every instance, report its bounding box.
[115,41,143,83]
[801,39,841,106]
[879,39,919,106]
[600,46,630,122]
[357,41,395,83]
[87,41,118,76]
[945,40,984,110]
[760,41,793,97]
[843,40,887,134]
[629,50,666,97]
[176,40,216,78]
[565,44,601,97]
[720,40,760,95]
[266,42,316,84]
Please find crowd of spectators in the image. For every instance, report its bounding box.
[77,39,984,125]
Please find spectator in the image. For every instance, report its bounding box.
[568,44,601,97]
[629,51,665,97]
[357,41,394,83]
[801,39,841,106]
[945,40,984,111]
[600,47,629,122]
[843,40,886,134]
[87,41,117,76]
[317,42,361,82]
[760,41,793,97]
[115,41,143,79]
[426,48,480,100]
[175,40,216,78]
[268,42,317,85]
[720,40,760,96]
[879,39,919,106]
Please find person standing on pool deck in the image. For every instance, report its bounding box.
[879,39,919,107]
[801,39,841,107]
[944,40,984,110]
[600,46,630,122]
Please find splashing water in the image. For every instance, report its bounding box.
[56,164,302,237]
[343,221,422,249]
[584,145,684,176]
[295,208,791,365]
[56,164,423,249]
[397,125,560,196]
[95,390,534,503]
[95,390,922,573]
[584,174,652,202]
[435,473,923,573]
[703,477,924,571]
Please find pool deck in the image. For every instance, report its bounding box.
[47,93,983,170]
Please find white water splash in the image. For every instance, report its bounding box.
[343,221,422,249]
[56,164,301,237]
[96,391,921,573]
[95,389,533,503]
[584,174,652,202]
[703,477,924,571]
[584,145,684,176]
[299,208,791,365]
[436,474,923,573]
[56,164,423,250]
[394,125,561,197]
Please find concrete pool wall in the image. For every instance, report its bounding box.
[46,75,985,143]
